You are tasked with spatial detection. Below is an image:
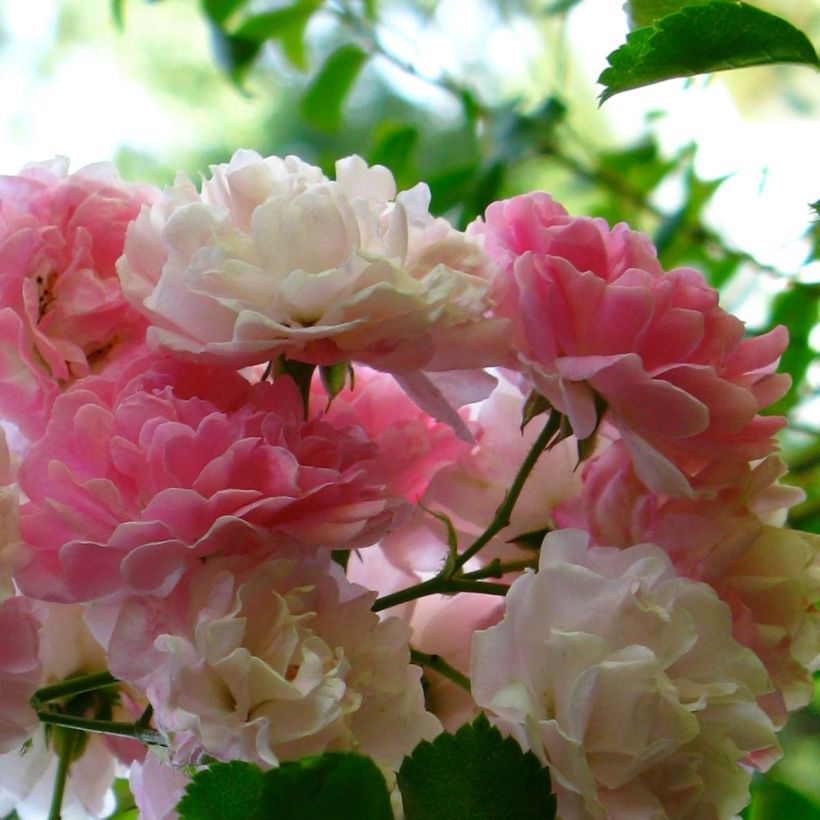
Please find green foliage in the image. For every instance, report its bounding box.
[301,45,369,132]
[599,2,820,102]
[767,283,820,417]
[626,0,692,28]
[233,1,321,70]
[177,755,393,820]
[397,714,556,820]
[744,775,820,819]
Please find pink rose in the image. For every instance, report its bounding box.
[472,529,779,819]
[0,597,41,755]
[106,553,441,771]
[118,151,509,374]
[470,193,789,497]
[15,354,407,602]
[0,159,157,438]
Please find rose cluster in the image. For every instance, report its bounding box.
[0,152,815,819]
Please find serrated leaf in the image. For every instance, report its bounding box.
[398,714,556,820]
[301,45,368,132]
[626,0,691,29]
[233,1,320,70]
[177,760,265,820]
[260,753,393,820]
[599,2,820,102]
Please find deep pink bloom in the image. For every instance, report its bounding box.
[15,355,407,602]
[470,193,789,496]
[0,159,157,439]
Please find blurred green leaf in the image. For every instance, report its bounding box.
[301,45,369,132]
[209,26,262,85]
[767,283,820,416]
[202,0,248,26]
[234,1,321,69]
[369,122,419,187]
[111,0,126,29]
[745,775,820,819]
[599,3,820,102]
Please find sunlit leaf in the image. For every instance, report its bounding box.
[301,45,369,132]
[626,0,692,28]
[599,2,820,102]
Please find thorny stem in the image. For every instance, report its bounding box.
[372,413,562,612]
[36,711,166,747]
[31,671,119,709]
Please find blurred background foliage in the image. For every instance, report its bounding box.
[0,0,818,815]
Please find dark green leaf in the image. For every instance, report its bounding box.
[260,753,393,820]
[209,26,262,84]
[201,0,248,27]
[177,760,265,820]
[398,714,556,820]
[810,199,820,220]
[301,45,369,132]
[233,1,320,70]
[599,2,820,102]
[626,0,691,28]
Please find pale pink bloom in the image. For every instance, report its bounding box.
[129,753,189,820]
[0,602,126,819]
[420,376,581,539]
[0,159,157,439]
[314,365,470,503]
[470,194,789,497]
[556,443,817,719]
[15,354,407,602]
[0,597,41,755]
[472,529,779,820]
[118,150,509,375]
[106,553,441,771]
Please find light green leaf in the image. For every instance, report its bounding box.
[233,1,320,69]
[301,45,369,132]
[397,714,556,820]
[599,2,820,102]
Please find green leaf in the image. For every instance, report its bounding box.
[233,1,320,70]
[301,45,369,132]
[111,0,126,29]
[626,0,691,29]
[744,775,820,819]
[260,753,393,820]
[177,754,392,820]
[599,2,820,102]
[209,26,263,84]
[319,362,350,402]
[177,760,266,820]
[398,714,556,820]
[201,0,248,27]
[369,122,419,187]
